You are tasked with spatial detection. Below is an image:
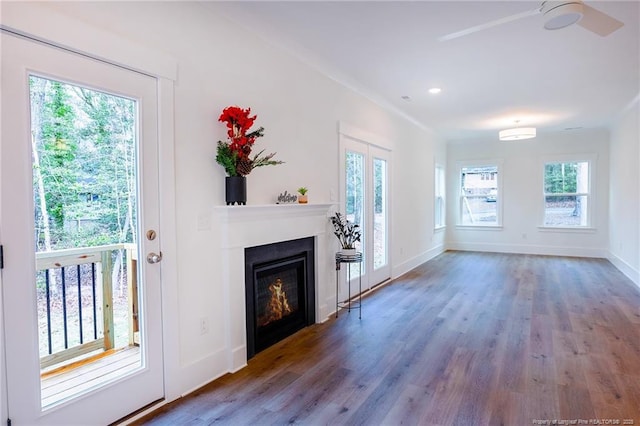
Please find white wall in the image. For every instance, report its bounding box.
[0,0,445,406]
[446,128,610,257]
[392,125,447,276]
[608,98,640,286]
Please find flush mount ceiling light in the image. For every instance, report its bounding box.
[499,121,537,141]
[542,1,584,31]
[428,87,442,94]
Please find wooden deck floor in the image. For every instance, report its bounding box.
[134,251,640,425]
[41,345,141,408]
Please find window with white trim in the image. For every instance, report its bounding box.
[435,164,445,229]
[543,159,592,227]
[458,163,501,226]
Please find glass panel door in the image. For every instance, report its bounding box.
[340,136,391,297]
[369,146,390,286]
[345,150,365,282]
[373,158,387,269]
[1,31,163,425]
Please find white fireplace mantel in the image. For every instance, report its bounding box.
[214,203,336,371]
[214,203,336,248]
[214,203,336,220]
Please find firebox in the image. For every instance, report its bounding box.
[245,237,315,359]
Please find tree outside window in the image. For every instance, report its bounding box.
[543,161,590,227]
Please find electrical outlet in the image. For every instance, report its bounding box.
[199,317,209,335]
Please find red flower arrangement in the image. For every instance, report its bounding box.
[215,106,283,176]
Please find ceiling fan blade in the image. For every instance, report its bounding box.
[438,8,540,42]
[577,3,624,36]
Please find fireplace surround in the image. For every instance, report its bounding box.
[215,203,334,371]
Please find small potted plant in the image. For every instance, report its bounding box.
[330,212,361,255]
[297,187,308,204]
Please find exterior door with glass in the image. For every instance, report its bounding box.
[1,32,164,425]
[340,135,391,295]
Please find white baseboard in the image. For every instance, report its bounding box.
[608,251,640,288]
[317,301,330,323]
[446,242,608,259]
[231,345,248,372]
[392,244,445,279]
[122,350,233,423]
[176,348,230,400]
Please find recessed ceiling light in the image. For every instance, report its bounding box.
[428,87,442,94]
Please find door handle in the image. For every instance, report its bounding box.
[147,252,163,264]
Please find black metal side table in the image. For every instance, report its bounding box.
[335,251,363,319]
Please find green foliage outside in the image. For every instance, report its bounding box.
[544,162,578,194]
[346,152,363,225]
[346,153,385,219]
[373,159,384,214]
[30,76,137,252]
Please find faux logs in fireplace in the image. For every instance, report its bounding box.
[245,237,315,359]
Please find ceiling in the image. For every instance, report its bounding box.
[209,1,640,141]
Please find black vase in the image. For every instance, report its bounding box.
[226,176,247,205]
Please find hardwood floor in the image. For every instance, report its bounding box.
[134,251,640,425]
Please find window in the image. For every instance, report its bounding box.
[543,159,592,227]
[435,164,445,228]
[459,163,501,226]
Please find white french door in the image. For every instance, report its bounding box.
[1,32,164,424]
[340,135,391,295]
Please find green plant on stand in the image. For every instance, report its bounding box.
[330,212,361,254]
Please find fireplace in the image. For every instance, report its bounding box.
[245,237,315,359]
